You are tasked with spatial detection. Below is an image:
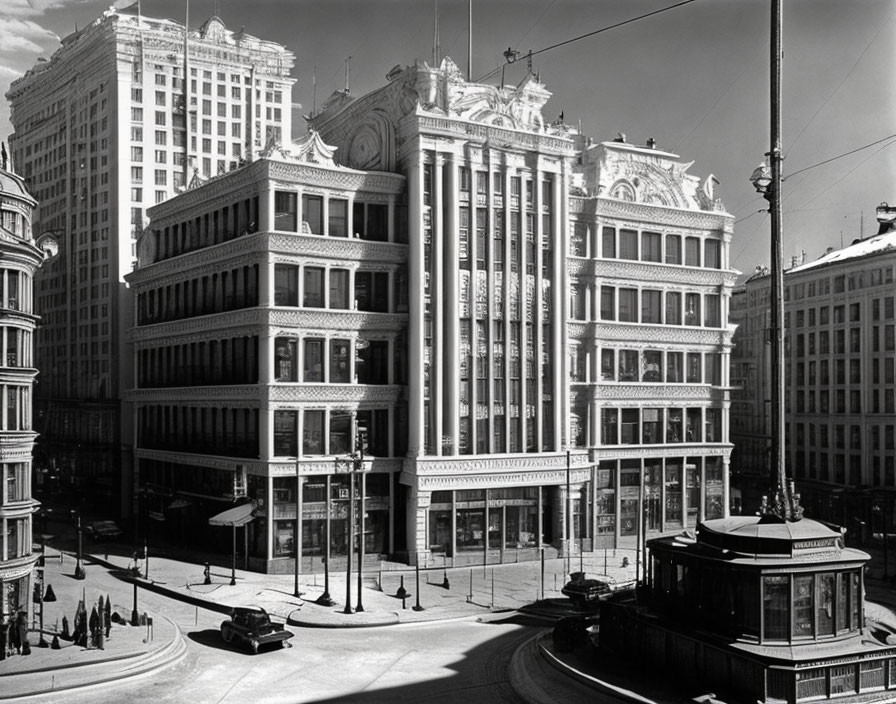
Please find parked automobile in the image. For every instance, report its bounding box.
[220,606,293,654]
[561,571,636,609]
[84,520,123,541]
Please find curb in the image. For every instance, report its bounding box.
[536,633,658,704]
[0,615,187,701]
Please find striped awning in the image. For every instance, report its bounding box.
[208,503,255,527]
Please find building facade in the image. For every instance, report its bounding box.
[311,58,736,566]
[0,159,56,651]
[127,134,406,571]
[730,203,896,537]
[127,57,738,571]
[5,5,294,513]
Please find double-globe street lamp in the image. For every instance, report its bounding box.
[335,423,368,614]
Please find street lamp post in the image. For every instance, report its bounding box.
[343,462,354,615]
[336,423,368,614]
[750,0,801,522]
[355,427,367,613]
[73,512,85,580]
[565,450,571,578]
[294,457,302,599]
[315,475,333,606]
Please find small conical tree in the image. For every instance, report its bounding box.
[61,614,71,641]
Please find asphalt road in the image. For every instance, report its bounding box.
[33,565,609,704]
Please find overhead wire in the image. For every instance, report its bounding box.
[476,0,698,83]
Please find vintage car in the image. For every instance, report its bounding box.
[561,572,636,609]
[84,520,123,541]
[220,606,293,653]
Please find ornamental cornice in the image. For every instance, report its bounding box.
[267,233,407,263]
[265,160,404,194]
[592,446,733,462]
[0,556,39,582]
[127,386,261,404]
[129,309,260,341]
[135,448,250,471]
[131,323,261,347]
[0,445,37,463]
[129,234,265,284]
[585,197,734,231]
[407,115,576,158]
[406,453,591,476]
[268,458,402,476]
[589,323,731,347]
[587,384,724,403]
[587,260,736,288]
[267,384,402,405]
[267,308,407,332]
[0,369,38,384]
[412,468,591,491]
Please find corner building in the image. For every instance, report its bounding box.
[0,164,55,640]
[312,58,737,566]
[5,5,293,513]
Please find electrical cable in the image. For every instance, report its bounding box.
[786,6,896,157]
[783,134,896,181]
[476,0,698,83]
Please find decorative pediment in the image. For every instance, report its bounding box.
[584,142,726,213]
[290,130,338,167]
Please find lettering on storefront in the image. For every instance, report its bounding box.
[793,539,838,551]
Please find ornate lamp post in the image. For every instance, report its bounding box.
[73,510,85,580]
[334,422,368,614]
[750,0,802,523]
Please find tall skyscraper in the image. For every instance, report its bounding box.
[5,5,294,512]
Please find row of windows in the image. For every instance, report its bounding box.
[274,191,390,241]
[274,264,404,313]
[138,336,259,388]
[600,407,723,445]
[137,264,259,325]
[586,225,722,269]
[593,286,722,327]
[274,336,394,385]
[788,266,894,300]
[571,348,723,385]
[273,408,400,458]
[152,195,259,262]
[138,406,259,458]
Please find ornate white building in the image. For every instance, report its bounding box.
[5,5,294,513]
[0,159,57,645]
[128,57,737,571]
[127,133,405,571]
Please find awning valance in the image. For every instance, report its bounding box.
[209,503,255,527]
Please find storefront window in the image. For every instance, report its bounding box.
[763,575,790,640]
[705,457,724,519]
[329,414,352,455]
[816,572,834,635]
[456,490,486,552]
[664,461,682,527]
[686,461,700,521]
[793,574,814,637]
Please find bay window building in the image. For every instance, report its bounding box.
[0,163,56,638]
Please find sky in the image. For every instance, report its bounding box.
[0,0,894,279]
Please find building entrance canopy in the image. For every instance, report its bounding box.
[209,503,256,527]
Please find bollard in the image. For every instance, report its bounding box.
[442,570,450,589]
[396,575,407,599]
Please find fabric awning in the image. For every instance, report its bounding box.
[208,503,255,527]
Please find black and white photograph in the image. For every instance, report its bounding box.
[0,1,895,701]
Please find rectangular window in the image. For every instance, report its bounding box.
[274,265,298,305]
[273,410,298,456]
[618,288,638,322]
[704,294,721,327]
[685,237,701,266]
[329,269,349,309]
[274,337,298,381]
[303,267,324,307]
[302,194,323,234]
[666,292,682,325]
[667,352,683,383]
[641,231,661,262]
[602,227,616,258]
[641,290,662,323]
[274,191,297,231]
[303,339,324,381]
[704,240,721,269]
[685,293,701,326]
[600,286,615,321]
[665,234,681,264]
[619,229,638,260]
[328,199,347,237]
[330,339,351,383]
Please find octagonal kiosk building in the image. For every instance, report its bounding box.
[600,515,896,702]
